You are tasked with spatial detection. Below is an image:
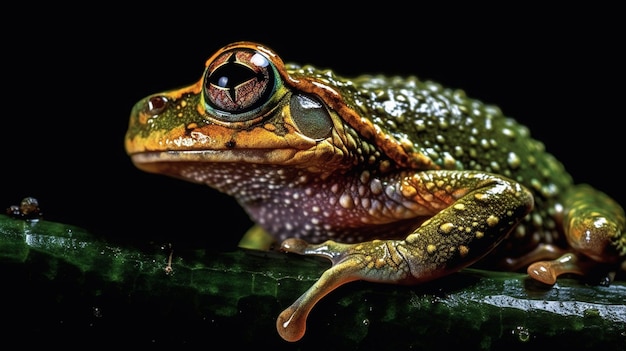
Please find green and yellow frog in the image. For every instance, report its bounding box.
[125,41,626,342]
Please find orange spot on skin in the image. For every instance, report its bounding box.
[458,245,469,257]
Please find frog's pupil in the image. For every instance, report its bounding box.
[209,62,262,90]
[204,49,275,117]
[208,63,266,105]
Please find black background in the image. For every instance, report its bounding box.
[4,6,624,251]
[2,5,625,349]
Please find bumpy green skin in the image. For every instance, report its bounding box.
[1,214,625,349]
[290,64,626,265]
[126,92,203,140]
[289,66,573,257]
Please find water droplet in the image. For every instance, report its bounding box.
[362,319,370,326]
[513,326,530,342]
[92,306,102,318]
[584,308,600,318]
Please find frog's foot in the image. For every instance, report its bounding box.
[528,185,626,285]
[500,243,569,271]
[276,238,414,342]
[527,252,595,285]
[527,252,622,285]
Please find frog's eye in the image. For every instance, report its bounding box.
[203,47,281,121]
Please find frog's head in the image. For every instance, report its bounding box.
[125,42,431,193]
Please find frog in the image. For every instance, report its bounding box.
[125,41,626,342]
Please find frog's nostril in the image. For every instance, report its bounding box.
[144,95,168,116]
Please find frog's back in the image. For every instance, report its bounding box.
[289,65,574,258]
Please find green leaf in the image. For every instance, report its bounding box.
[1,214,624,349]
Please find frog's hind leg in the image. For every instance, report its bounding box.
[527,184,626,284]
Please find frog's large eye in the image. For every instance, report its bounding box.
[203,47,281,121]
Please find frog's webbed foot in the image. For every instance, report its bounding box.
[527,185,626,285]
[527,252,597,285]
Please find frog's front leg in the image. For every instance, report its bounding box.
[527,185,626,284]
[276,170,534,342]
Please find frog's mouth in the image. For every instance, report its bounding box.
[130,148,301,170]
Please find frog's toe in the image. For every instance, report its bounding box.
[527,252,594,285]
[279,238,311,254]
[277,303,307,342]
[500,243,568,271]
[276,247,363,342]
[280,238,353,263]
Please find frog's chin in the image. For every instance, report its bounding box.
[130,149,302,171]
[130,149,326,189]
